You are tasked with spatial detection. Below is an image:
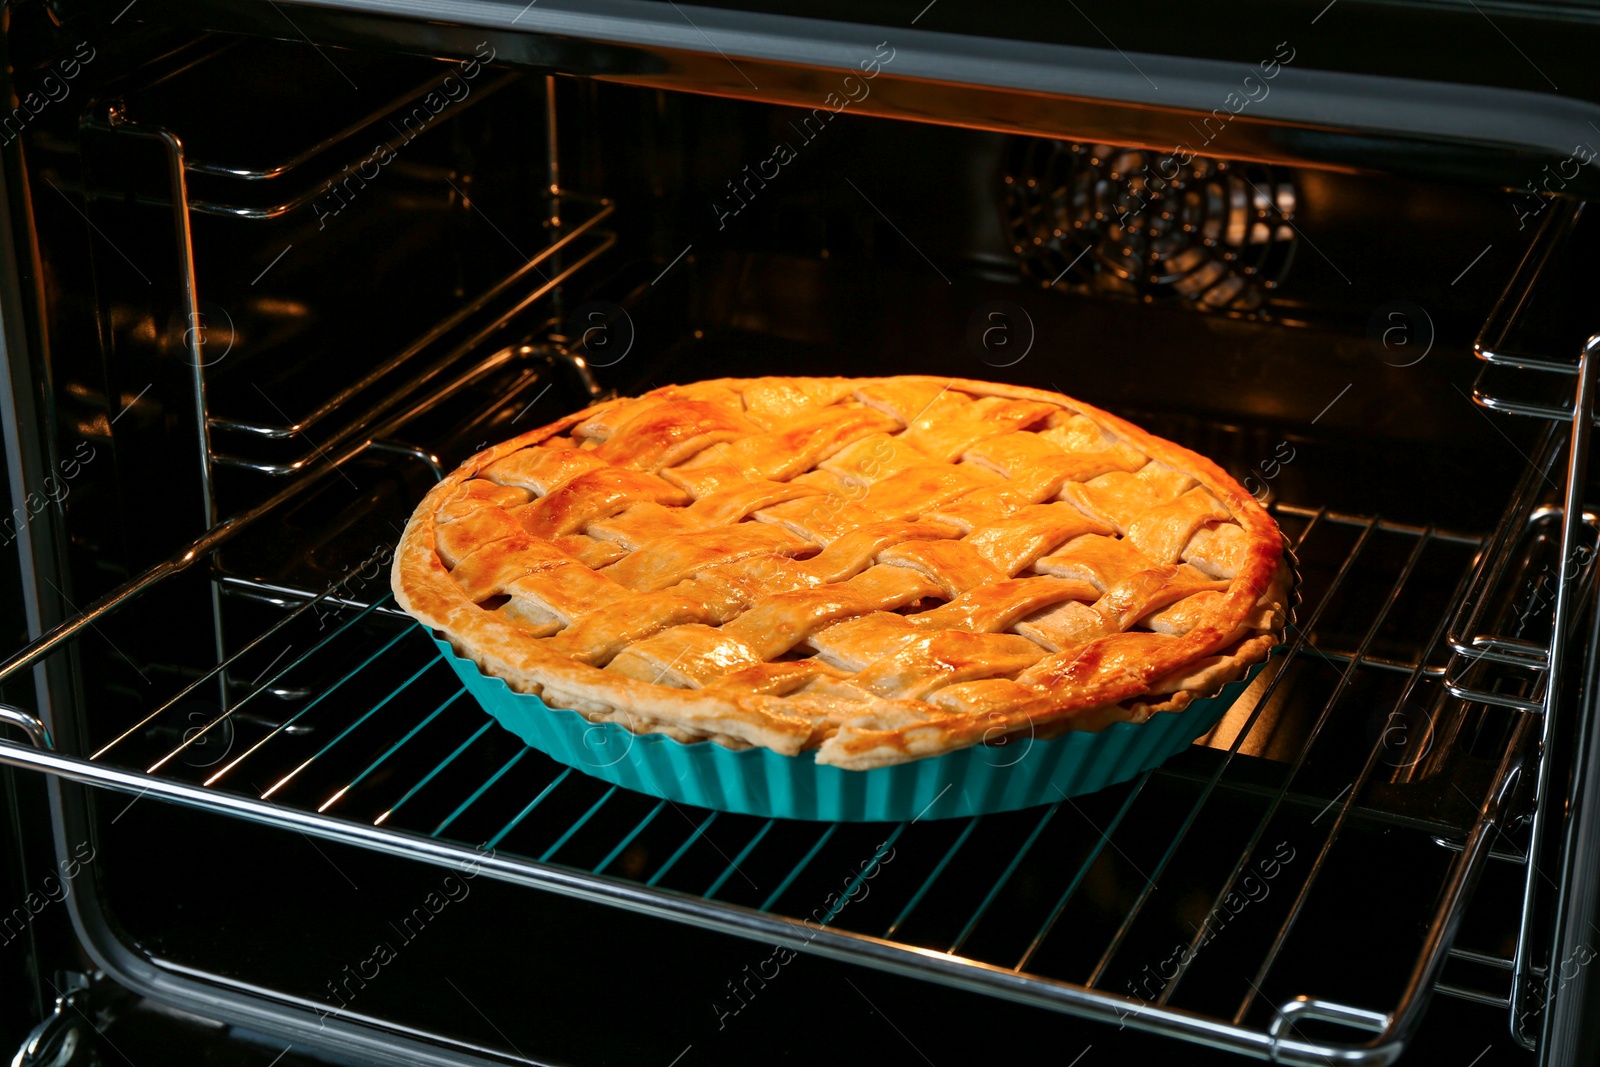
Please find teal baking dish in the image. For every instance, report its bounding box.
[434,636,1280,822]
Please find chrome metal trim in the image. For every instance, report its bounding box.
[1436,984,1513,1010]
[181,74,518,218]
[0,705,51,750]
[1443,428,1592,710]
[1509,336,1600,1048]
[182,68,465,181]
[1474,202,1582,372]
[1538,463,1600,1066]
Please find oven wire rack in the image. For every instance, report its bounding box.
[0,450,1576,1066]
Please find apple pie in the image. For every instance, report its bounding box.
[393,376,1291,770]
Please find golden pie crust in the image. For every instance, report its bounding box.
[393,376,1291,770]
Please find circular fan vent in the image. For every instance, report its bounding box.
[1003,139,1298,314]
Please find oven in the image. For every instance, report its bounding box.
[3,1,1600,1064]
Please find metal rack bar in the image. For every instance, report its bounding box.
[1014,777,1147,972]
[374,720,494,827]
[1444,687,1543,715]
[431,749,529,838]
[216,581,408,631]
[759,825,837,911]
[0,707,51,750]
[540,785,617,862]
[822,824,907,926]
[260,657,441,800]
[1449,947,1516,971]
[949,804,1057,954]
[487,769,574,852]
[1271,504,1479,545]
[648,811,719,888]
[594,801,666,876]
[1303,649,1444,677]
[1437,983,1512,1009]
[317,690,465,813]
[1432,839,1529,863]
[1234,529,1476,1016]
[705,820,774,899]
[886,816,982,940]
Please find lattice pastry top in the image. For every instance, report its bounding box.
[394,377,1290,770]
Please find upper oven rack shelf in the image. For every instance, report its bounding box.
[0,411,1576,1067]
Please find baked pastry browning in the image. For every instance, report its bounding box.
[394,377,1291,770]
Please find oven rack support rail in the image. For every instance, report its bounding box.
[1387,195,1586,721]
[88,106,613,492]
[1504,336,1600,1050]
[1462,189,1600,1049]
[0,498,1534,1067]
[0,430,1579,1066]
[70,64,616,801]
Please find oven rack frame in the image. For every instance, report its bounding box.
[0,392,1588,1067]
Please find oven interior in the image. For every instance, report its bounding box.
[2,13,1599,1066]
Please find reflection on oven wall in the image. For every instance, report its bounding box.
[0,6,1597,1066]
